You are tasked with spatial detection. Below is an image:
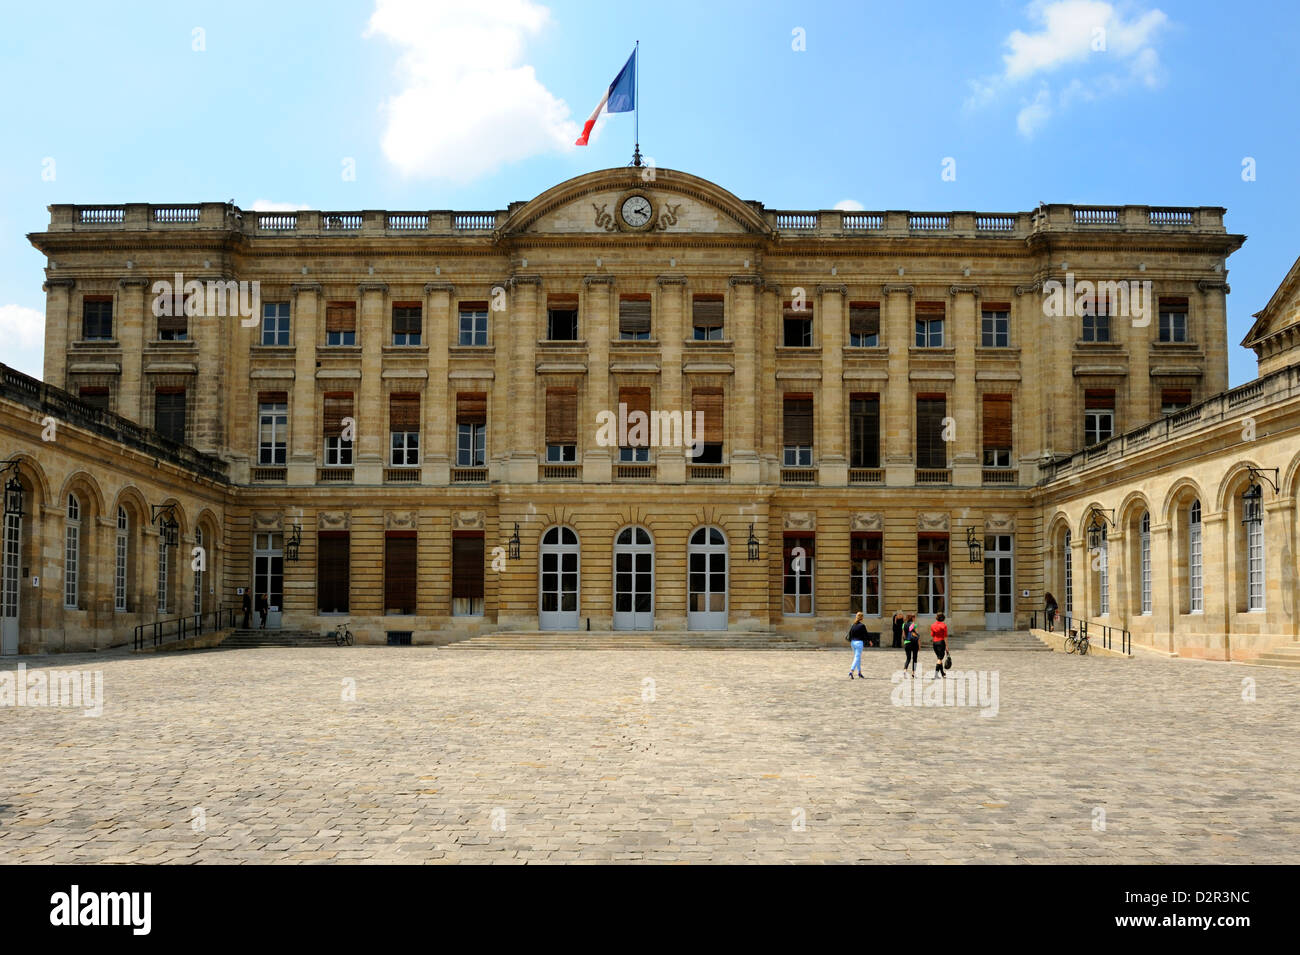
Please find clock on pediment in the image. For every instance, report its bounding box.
[616,190,656,232]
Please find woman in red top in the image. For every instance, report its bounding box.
[930,613,949,679]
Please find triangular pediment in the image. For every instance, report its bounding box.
[1242,254,1300,349]
[498,168,771,238]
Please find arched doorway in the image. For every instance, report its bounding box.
[613,526,654,631]
[687,526,728,630]
[539,525,579,629]
[1,502,21,654]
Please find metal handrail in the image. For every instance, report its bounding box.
[1030,610,1130,655]
[133,608,237,650]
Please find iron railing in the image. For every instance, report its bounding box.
[133,608,236,650]
[1029,610,1130,654]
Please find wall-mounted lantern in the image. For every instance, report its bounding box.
[1,461,23,518]
[1086,507,1115,550]
[1242,467,1279,526]
[151,503,179,547]
[747,523,760,561]
[965,527,983,564]
[508,522,522,561]
[285,523,302,561]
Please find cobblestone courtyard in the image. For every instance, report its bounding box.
[2,645,1297,863]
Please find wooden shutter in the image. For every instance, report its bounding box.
[325,302,356,332]
[849,303,880,337]
[79,387,110,411]
[982,301,1011,312]
[389,392,420,430]
[619,296,651,335]
[392,303,422,335]
[456,391,487,425]
[157,311,186,335]
[546,387,577,444]
[783,394,814,447]
[620,387,653,447]
[1162,388,1192,405]
[1159,297,1189,312]
[916,394,946,468]
[982,394,1013,449]
[384,533,417,614]
[258,390,288,405]
[916,301,945,315]
[452,534,485,600]
[693,295,724,326]
[317,532,350,613]
[458,300,489,312]
[1085,389,1115,410]
[692,388,724,444]
[323,393,353,437]
[849,393,880,468]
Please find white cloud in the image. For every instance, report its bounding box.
[251,200,311,212]
[967,1,1169,137]
[834,199,865,211]
[365,0,579,182]
[0,304,45,379]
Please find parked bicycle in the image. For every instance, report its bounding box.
[1064,629,1090,655]
[328,621,354,647]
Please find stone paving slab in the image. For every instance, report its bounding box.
[0,646,1296,863]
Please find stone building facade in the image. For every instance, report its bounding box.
[10,165,1293,657]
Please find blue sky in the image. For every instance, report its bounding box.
[1,0,1296,385]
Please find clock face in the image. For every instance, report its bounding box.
[620,194,653,228]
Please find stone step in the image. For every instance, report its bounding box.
[221,629,340,649]
[445,630,823,650]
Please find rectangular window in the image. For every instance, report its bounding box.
[458,302,489,346]
[1190,505,1204,613]
[325,302,356,346]
[1158,297,1188,343]
[79,387,110,411]
[849,302,880,348]
[691,388,723,462]
[914,302,945,347]
[981,304,1010,348]
[1141,519,1152,615]
[981,394,1013,468]
[782,394,813,466]
[692,295,724,341]
[323,393,354,465]
[389,392,420,466]
[392,303,422,346]
[783,535,815,616]
[619,295,652,340]
[258,392,288,465]
[82,296,114,341]
[849,393,880,468]
[115,521,128,612]
[1084,389,1115,446]
[1082,307,1111,342]
[619,387,652,462]
[452,533,485,616]
[318,532,350,614]
[456,391,487,466]
[1247,518,1265,611]
[851,533,882,616]
[384,532,417,615]
[158,310,187,342]
[1098,534,1110,616]
[157,538,169,614]
[155,388,186,444]
[545,386,577,460]
[64,522,79,610]
[916,394,947,469]
[547,296,579,341]
[782,301,813,347]
[261,302,290,345]
[1161,388,1192,416]
[917,535,948,615]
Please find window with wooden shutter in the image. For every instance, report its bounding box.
[323,393,353,437]
[1084,389,1115,446]
[692,295,724,340]
[155,389,186,444]
[392,303,422,345]
[783,394,813,464]
[916,394,946,468]
[317,531,350,613]
[389,393,420,430]
[619,387,653,450]
[82,296,114,340]
[849,302,880,347]
[1161,388,1193,415]
[458,301,489,346]
[1084,389,1115,409]
[1159,296,1189,342]
[546,387,578,446]
[691,387,724,449]
[456,391,487,425]
[849,393,880,468]
[157,310,187,341]
[452,533,485,615]
[915,301,945,347]
[982,394,1012,467]
[79,387,110,412]
[619,295,651,339]
[384,532,417,615]
[326,302,356,345]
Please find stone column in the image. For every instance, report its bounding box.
[1150,521,1174,652]
[950,286,979,485]
[582,276,614,484]
[506,276,540,483]
[1265,498,1294,639]
[424,282,453,485]
[883,284,914,485]
[118,277,149,425]
[728,276,762,484]
[758,285,782,480]
[288,283,321,484]
[1127,278,1152,426]
[1203,510,1230,660]
[817,284,847,486]
[42,279,74,388]
[355,282,387,484]
[656,276,686,484]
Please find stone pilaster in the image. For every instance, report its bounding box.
[424,282,452,485]
[656,276,686,484]
[355,282,387,484]
[1198,281,1231,396]
[582,275,614,483]
[117,278,149,425]
[42,279,74,388]
[1150,521,1174,652]
[883,284,914,485]
[288,283,321,484]
[817,284,847,486]
[728,275,762,483]
[506,276,540,483]
[950,285,979,485]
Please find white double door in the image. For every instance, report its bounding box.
[1,511,19,654]
[539,526,580,630]
[687,526,728,630]
[613,526,654,631]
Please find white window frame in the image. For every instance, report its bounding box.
[193,527,204,617]
[64,494,80,610]
[1064,531,1073,616]
[1140,512,1152,615]
[457,422,486,467]
[981,309,1009,347]
[458,308,489,346]
[390,431,420,467]
[115,506,128,612]
[1189,501,1203,613]
[260,302,290,346]
[157,535,170,615]
[1247,508,1265,611]
[782,539,815,617]
[1085,409,1114,446]
[1098,526,1109,616]
[325,435,353,466]
[258,401,288,465]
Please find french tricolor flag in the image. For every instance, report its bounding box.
[574,48,636,146]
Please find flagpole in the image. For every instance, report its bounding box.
[632,40,641,167]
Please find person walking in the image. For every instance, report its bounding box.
[931,612,949,679]
[902,612,920,677]
[846,611,868,680]
[241,590,252,629]
[1044,591,1059,632]
[891,611,905,649]
[256,592,269,630]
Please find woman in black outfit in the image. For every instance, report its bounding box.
[891,611,904,648]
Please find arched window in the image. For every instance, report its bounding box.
[194,527,204,616]
[1189,500,1203,613]
[1098,525,1109,616]
[1140,512,1152,615]
[1246,486,1265,611]
[64,494,81,610]
[1063,530,1073,616]
[115,507,129,612]
[158,530,170,615]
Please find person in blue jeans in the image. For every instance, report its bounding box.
[847,611,868,679]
